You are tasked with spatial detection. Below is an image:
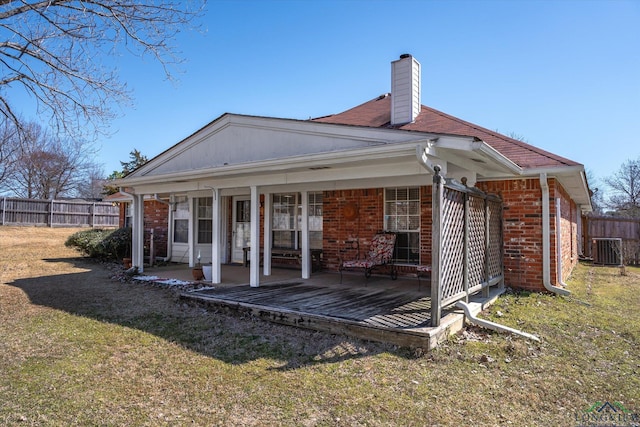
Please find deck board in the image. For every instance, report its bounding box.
[187,282,432,329]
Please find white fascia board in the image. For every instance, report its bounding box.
[428,137,522,176]
[130,162,428,196]
[519,164,586,177]
[477,164,593,212]
[524,165,592,211]
[471,140,523,174]
[105,195,132,203]
[115,141,423,187]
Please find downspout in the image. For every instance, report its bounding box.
[539,174,571,296]
[152,194,172,262]
[455,301,540,341]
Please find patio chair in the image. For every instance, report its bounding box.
[340,232,398,283]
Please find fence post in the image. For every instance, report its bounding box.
[463,191,470,303]
[483,197,491,298]
[2,197,5,225]
[91,203,95,228]
[431,166,444,327]
[49,199,54,228]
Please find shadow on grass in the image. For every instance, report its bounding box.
[8,257,417,369]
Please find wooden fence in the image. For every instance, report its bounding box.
[583,215,640,265]
[0,197,119,228]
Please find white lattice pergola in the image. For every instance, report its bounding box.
[431,167,504,326]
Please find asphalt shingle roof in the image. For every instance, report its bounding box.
[312,94,580,170]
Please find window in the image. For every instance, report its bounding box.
[124,203,132,228]
[272,192,323,250]
[272,193,297,249]
[173,196,189,243]
[197,197,213,244]
[384,187,420,264]
[308,192,323,249]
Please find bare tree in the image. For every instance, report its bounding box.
[2,121,99,198]
[0,116,20,189]
[585,169,605,215]
[604,158,640,218]
[0,1,203,140]
[76,165,107,199]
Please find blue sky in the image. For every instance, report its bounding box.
[81,1,640,190]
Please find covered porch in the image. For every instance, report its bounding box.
[118,114,511,334]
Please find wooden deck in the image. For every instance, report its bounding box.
[181,280,468,348]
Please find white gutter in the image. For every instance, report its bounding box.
[455,301,540,341]
[470,140,523,175]
[539,173,571,296]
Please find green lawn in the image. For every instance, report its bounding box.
[0,227,638,426]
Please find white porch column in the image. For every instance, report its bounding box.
[188,195,195,267]
[211,188,221,284]
[249,186,260,287]
[300,190,311,279]
[132,193,145,273]
[263,192,272,276]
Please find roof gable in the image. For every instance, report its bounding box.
[312,94,580,170]
[127,113,437,179]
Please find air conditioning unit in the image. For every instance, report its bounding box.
[591,238,623,266]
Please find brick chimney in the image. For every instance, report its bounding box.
[391,54,421,125]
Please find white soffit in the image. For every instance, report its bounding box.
[429,136,522,178]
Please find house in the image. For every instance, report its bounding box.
[115,54,591,307]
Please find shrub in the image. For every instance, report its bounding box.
[65,228,131,260]
[101,227,132,260]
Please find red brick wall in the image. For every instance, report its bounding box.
[118,203,127,228]
[117,199,169,259]
[143,200,169,258]
[322,187,433,276]
[478,179,544,291]
[420,186,433,267]
[323,189,386,270]
[477,177,578,292]
[557,184,579,281]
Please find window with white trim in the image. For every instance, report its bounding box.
[384,187,420,264]
[272,193,297,249]
[308,192,323,249]
[272,192,323,250]
[173,196,189,243]
[197,197,213,244]
[124,203,133,228]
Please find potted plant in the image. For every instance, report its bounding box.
[192,251,204,280]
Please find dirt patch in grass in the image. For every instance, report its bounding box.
[1,226,638,426]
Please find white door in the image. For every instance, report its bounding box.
[232,197,251,263]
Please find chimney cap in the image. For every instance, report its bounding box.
[399,53,412,59]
